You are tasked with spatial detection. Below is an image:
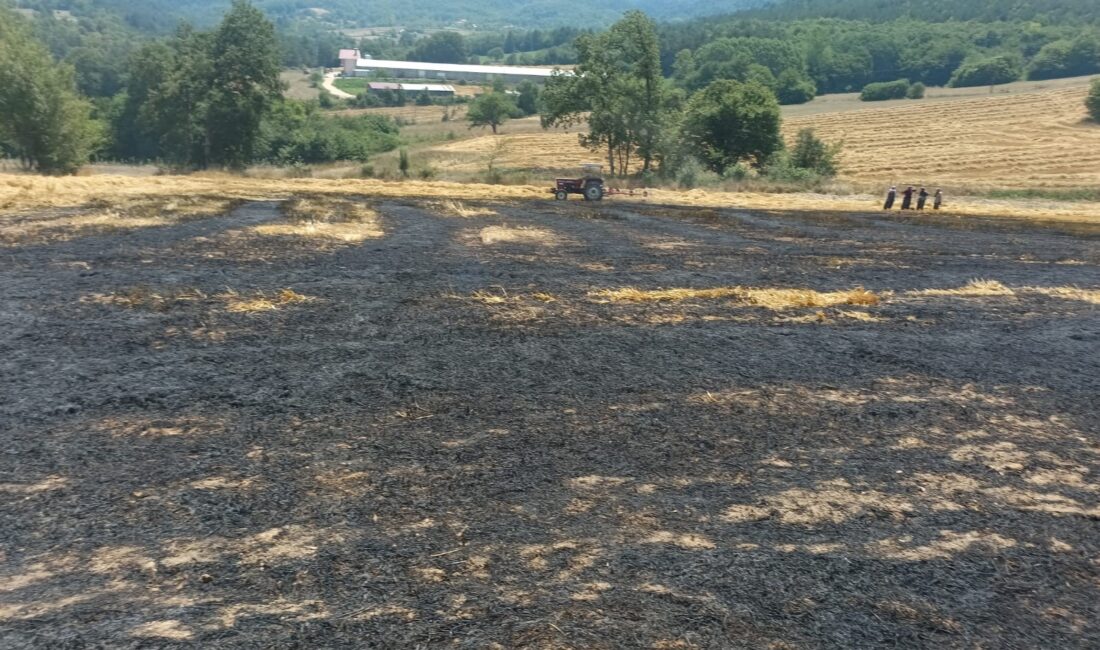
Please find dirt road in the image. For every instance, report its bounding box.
[323,71,357,100]
[1,199,1098,648]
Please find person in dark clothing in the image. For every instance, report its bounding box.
[916,187,929,210]
[900,186,915,210]
[934,189,943,210]
[883,185,897,210]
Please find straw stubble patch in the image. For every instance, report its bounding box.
[254,197,383,242]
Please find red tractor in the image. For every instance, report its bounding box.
[552,164,606,201]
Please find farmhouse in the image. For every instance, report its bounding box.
[339,49,561,84]
[367,82,456,97]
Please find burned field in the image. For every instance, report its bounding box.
[1,196,1098,648]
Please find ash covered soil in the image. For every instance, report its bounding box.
[1,198,1098,648]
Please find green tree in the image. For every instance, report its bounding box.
[541,11,673,175]
[412,32,467,64]
[776,69,816,105]
[467,92,522,134]
[205,0,283,169]
[1087,79,1100,122]
[0,12,101,174]
[949,54,1022,87]
[789,128,842,177]
[516,80,540,116]
[140,27,215,167]
[680,80,782,173]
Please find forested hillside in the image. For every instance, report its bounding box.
[750,0,1100,24]
[660,2,1100,96]
[11,0,769,30]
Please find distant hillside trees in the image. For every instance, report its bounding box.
[675,36,817,105]
[0,11,101,174]
[1028,37,1100,80]
[411,32,468,64]
[1087,80,1100,122]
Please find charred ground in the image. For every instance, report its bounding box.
[1,198,1098,648]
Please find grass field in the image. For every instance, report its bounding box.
[1,191,1097,647]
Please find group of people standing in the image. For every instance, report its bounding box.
[884,186,942,211]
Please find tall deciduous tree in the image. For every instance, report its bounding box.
[206,0,283,169]
[680,79,782,173]
[541,11,673,176]
[0,11,100,174]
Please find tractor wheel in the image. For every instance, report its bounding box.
[555,190,568,201]
[584,184,604,201]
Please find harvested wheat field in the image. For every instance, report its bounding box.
[785,85,1100,189]
[427,78,1100,191]
[1,192,1098,648]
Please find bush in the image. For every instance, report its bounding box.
[723,163,750,181]
[1088,79,1100,122]
[398,148,409,177]
[860,79,910,101]
[907,82,926,99]
[256,102,399,165]
[949,54,1022,88]
[762,150,821,184]
[674,157,706,189]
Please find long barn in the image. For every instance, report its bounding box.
[339,49,562,84]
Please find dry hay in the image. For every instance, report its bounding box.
[427,199,497,218]
[82,287,315,314]
[253,197,383,242]
[0,195,237,245]
[905,280,1100,305]
[911,279,1017,297]
[476,225,561,246]
[588,286,881,311]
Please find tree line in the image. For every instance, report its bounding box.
[0,1,399,174]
